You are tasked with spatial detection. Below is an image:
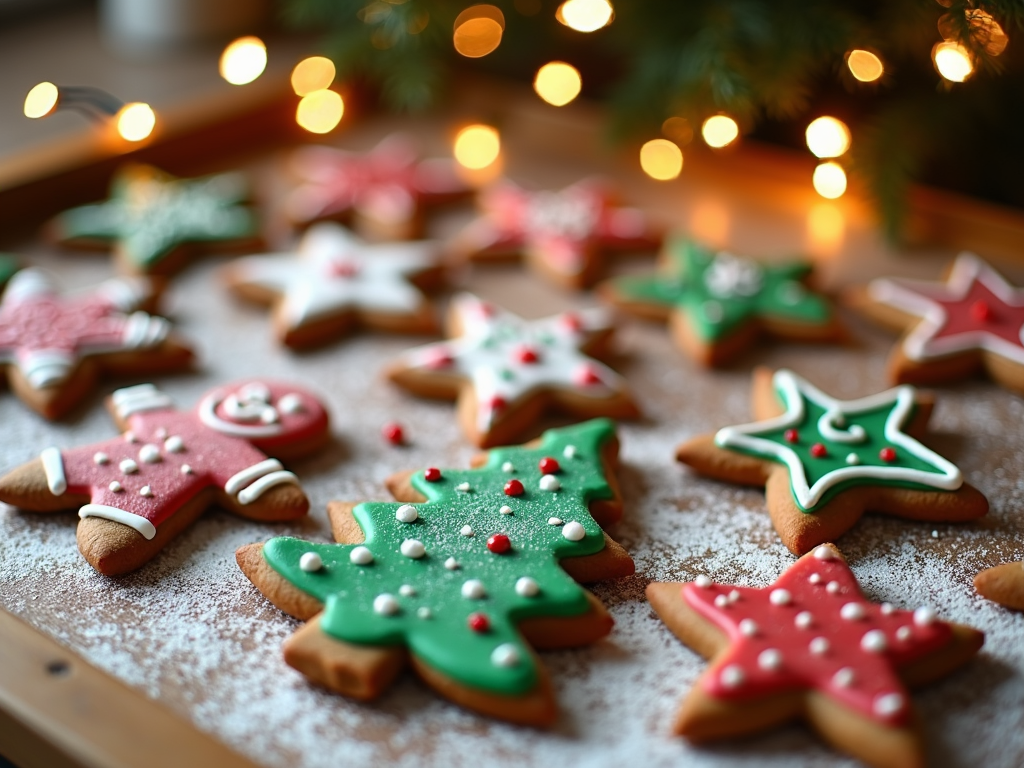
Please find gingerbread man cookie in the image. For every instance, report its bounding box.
[0,268,193,419]
[221,222,443,349]
[849,252,1024,394]
[0,380,329,575]
[600,237,843,366]
[675,368,988,554]
[237,419,634,726]
[51,164,260,276]
[451,178,660,289]
[647,544,983,768]
[286,133,470,240]
[386,293,639,447]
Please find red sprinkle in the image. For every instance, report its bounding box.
[574,364,603,386]
[330,261,360,278]
[560,312,582,331]
[423,467,442,482]
[784,429,799,444]
[971,300,994,323]
[487,534,511,554]
[810,443,828,458]
[516,346,539,364]
[504,479,524,496]
[488,396,507,411]
[538,457,560,474]
[879,447,897,463]
[381,422,404,445]
[467,613,490,633]
[424,349,452,369]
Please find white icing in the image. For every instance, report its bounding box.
[120,459,138,474]
[459,525,474,537]
[225,460,285,495]
[704,251,764,298]
[499,505,513,515]
[461,579,486,599]
[78,504,157,540]
[719,665,744,688]
[399,585,416,597]
[108,481,123,493]
[198,393,284,439]
[299,552,322,572]
[490,643,521,667]
[874,692,905,717]
[714,595,729,608]
[400,539,426,559]
[738,619,758,637]
[237,472,298,505]
[93,452,109,465]
[757,649,782,671]
[139,444,162,463]
[896,626,913,641]
[833,668,855,688]
[861,629,888,653]
[769,589,791,606]
[40,447,66,495]
[914,607,936,626]
[165,436,185,453]
[455,482,471,492]
[278,393,304,414]
[112,384,174,418]
[563,445,577,458]
[547,517,563,526]
[539,474,561,492]
[795,611,813,629]
[502,462,515,473]
[694,575,712,588]
[840,603,866,621]
[826,581,841,594]
[350,546,373,565]
[139,486,154,497]
[813,545,836,560]
[180,465,193,475]
[515,577,539,597]
[443,557,459,570]
[373,594,399,616]
[417,607,432,619]
[562,521,585,541]
[395,504,419,523]
[809,637,829,655]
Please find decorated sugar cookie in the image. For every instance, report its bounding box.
[849,252,1024,394]
[0,268,193,419]
[386,293,639,447]
[599,238,843,366]
[222,222,444,349]
[237,419,634,726]
[451,178,660,289]
[675,368,988,554]
[0,380,329,575]
[647,544,984,768]
[286,133,470,240]
[51,164,260,276]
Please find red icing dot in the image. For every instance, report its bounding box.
[330,261,360,278]
[784,429,799,444]
[487,534,511,554]
[467,612,490,633]
[488,395,507,411]
[574,364,603,387]
[515,346,539,364]
[810,443,828,458]
[423,467,442,482]
[879,447,897,463]
[381,422,404,445]
[560,312,582,331]
[538,457,560,474]
[504,479,524,496]
[424,349,452,369]
[970,300,995,323]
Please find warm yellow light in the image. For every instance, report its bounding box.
[813,162,847,199]
[690,200,730,249]
[291,56,336,96]
[847,50,884,82]
[453,125,501,169]
[296,90,344,134]
[453,5,505,58]
[933,41,973,82]
[219,36,267,85]
[805,117,851,159]
[807,203,845,257]
[701,115,739,149]
[557,0,613,32]
[639,139,683,181]
[534,61,582,106]
[24,82,59,119]
[115,102,156,142]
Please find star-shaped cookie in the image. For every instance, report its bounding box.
[599,237,843,366]
[221,222,444,348]
[386,293,639,447]
[849,252,1024,394]
[51,164,260,276]
[451,178,660,289]
[648,544,983,768]
[675,368,988,554]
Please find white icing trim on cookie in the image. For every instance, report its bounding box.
[224,459,284,495]
[236,470,299,505]
[198,394,284,438]
[78,503,158,540]
[112,384,175,419]
[40,446,67,495]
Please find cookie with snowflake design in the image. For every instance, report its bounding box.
[385,293,639,447]
[50,164,260,276]
[599,238,843,366]
[675,368,987,554]
[0,379,329,574]
[0,268,194,419]
[848,252,1024,394]
[648,543,983,768]
[450,178,660,289]
[237,418,633,726]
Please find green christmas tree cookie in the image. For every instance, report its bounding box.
[237,418,634,726]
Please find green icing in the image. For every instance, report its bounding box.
[0,256,19,287]
[263,418,617,696]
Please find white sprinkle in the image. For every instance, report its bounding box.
[395,504,419,523]
[769,589,791,606]
[840,603,866,621]
[349,546,373,565]
[124,431,137,443]
[138,444,161,463]
[728,590,741,603]
[880,602,895,615]
[400,539,426,559]
[180,464,193,475]
[119,459,138,474]
[444,557,459,570]
[563,445,577,459]
[299,552,322,572]
[861,629,888,653]
[399,584,416,597]
[874,693,905,717]
[562,521,586,541]
[501,462,515,473]
[738,619,758,637]
[809,637,829,655]
[694,575,712,588]
[914,607,936,626]
[813,545,836,561]
[931,530,939,538]
[548,517,563,526]
[417,607,432,619]
[500,505,513,515]
[896,626,913,641]
[826,581,841,594]
[795,611,813,629]
[93,452,109,465]
[833,668,855,688]
[720,665,744,688]
[809,573,822,585]
[714,595,729,608]
[461,579,486,599]
[491,643,520,667]
[155,428,168,439]
[460,525,474,537]
[515,577,539,597]
[539,474,561,492]
[278,393,304,414]
[165,436,185,453]
[373,594,399,616]
[845,453,860,465]
[108,481,123,493]
[456,482,471,492]
[758,649,782,671]
[139,485,153,497]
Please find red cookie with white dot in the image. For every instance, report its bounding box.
[0,379,329,575]
[647,543,984,768]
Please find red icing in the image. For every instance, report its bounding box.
[784,429,799,444]
[574,364,603,387]
[515,346,539,364]
[683,546,954,726]
[810,443,828,458]
[381,422,404,445]
[424,348,453,369]
[423,467,442,482]
[879,447,897,463]
[970,300,994,323]
[503,479,524,496]
[467,612,490,632]
[486,534,511,554]
[328,260,360,278]
[538,457,560,474]
[560,312,582,332]
[488,396,507,411]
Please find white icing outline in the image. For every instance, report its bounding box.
[40,447,66,495]
[78,504,157,540]
[224,459,284,495]
[112,384,174,418]
[199,394,284,438]
[237,471,298,505]
[714,369,962,509]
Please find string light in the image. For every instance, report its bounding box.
[933,41,973,82]
[453,125,501,169]
[116,102,156,142]
[812,162,847,199]
[805,117,850,159]
[453,5,504,58]
[219,36,267,85]
[556,0,613,32]
[534,62,582,106]
[291,56,336,96]
[846,50,884,82]
[296,90,344,134]
[639,139,683,180]
[701,115,739,148]
[24,82,59,118]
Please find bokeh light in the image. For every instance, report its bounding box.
[453,125,501,169]
[24,82,58,118]
[807,203,845,257]
[661,116,693,145]
[116,102,156,142]
[847,50,884,82]
[219,36,267,85]
[805,117,851,159]
[639,139,683,180]
[534,62,582,106]
[557,0,613,32]
[812,161,847,199]
[453,5,505,58]
[291,56,336,96]
[933,41,973,82]
[701,115,739,148]
[296,90,344,134]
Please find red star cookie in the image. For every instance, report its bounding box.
[0,268,193,419]
[0,379,329,575]
[850,252,1024,393]
[451,178,660,289]
[648,544,983,768]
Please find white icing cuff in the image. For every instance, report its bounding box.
[112,384,174,418]
[40,446,67,495]
[78,504,157,540]
[224,459,284,495]
[22,351,73,389]
[122,311,169,349]
[237,471,299,505]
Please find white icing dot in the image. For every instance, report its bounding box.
[164,436,185,453]
[931,530,939,539]
[813,545,836,561]
[769,589,791,606]
[874,693,905,717]
[758,649,782,671]
[349,546,373,565]
[139,444,161,464]
[444,557,459,570]
[720,665,744,688]
[562,521,585,541]
[395,504,419,523]
[809,637,829,655]
[880,602,895,615]
[460,525,474,537]
[843,452,860,466]
[417,607,432,619]
[139,485,154,497]
[861,629,888,653]
[155,428,168,439]
[400,539,426,559]
[539,474,561,492]
[694,575,712,588]
[563,445,577,459]
[840,602,866,621]
[548,517,563,526]
[180,464,193,475]
[795,611,813,629]
[500,505,513,515]
[491,643,520,667]
[728,590,741,603]
[501,462,515,473]
[456,482,471,492]
[108,481,123,493]
[399,584,416,597]
[93,452,109,465]
[714,595,729,608]
[461,579,486,599]
[373,594,399,616]
[299,552,322,572]
[809,573,822,585]
[833,668,856,688]
[119,459,138,474]
[896,626,913,641]
[124,431,137,443]
[278,393,305,414]
[914,607,936,626]
[515,577,539,597]
[826,581,841,594]
[738,619,758,637]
